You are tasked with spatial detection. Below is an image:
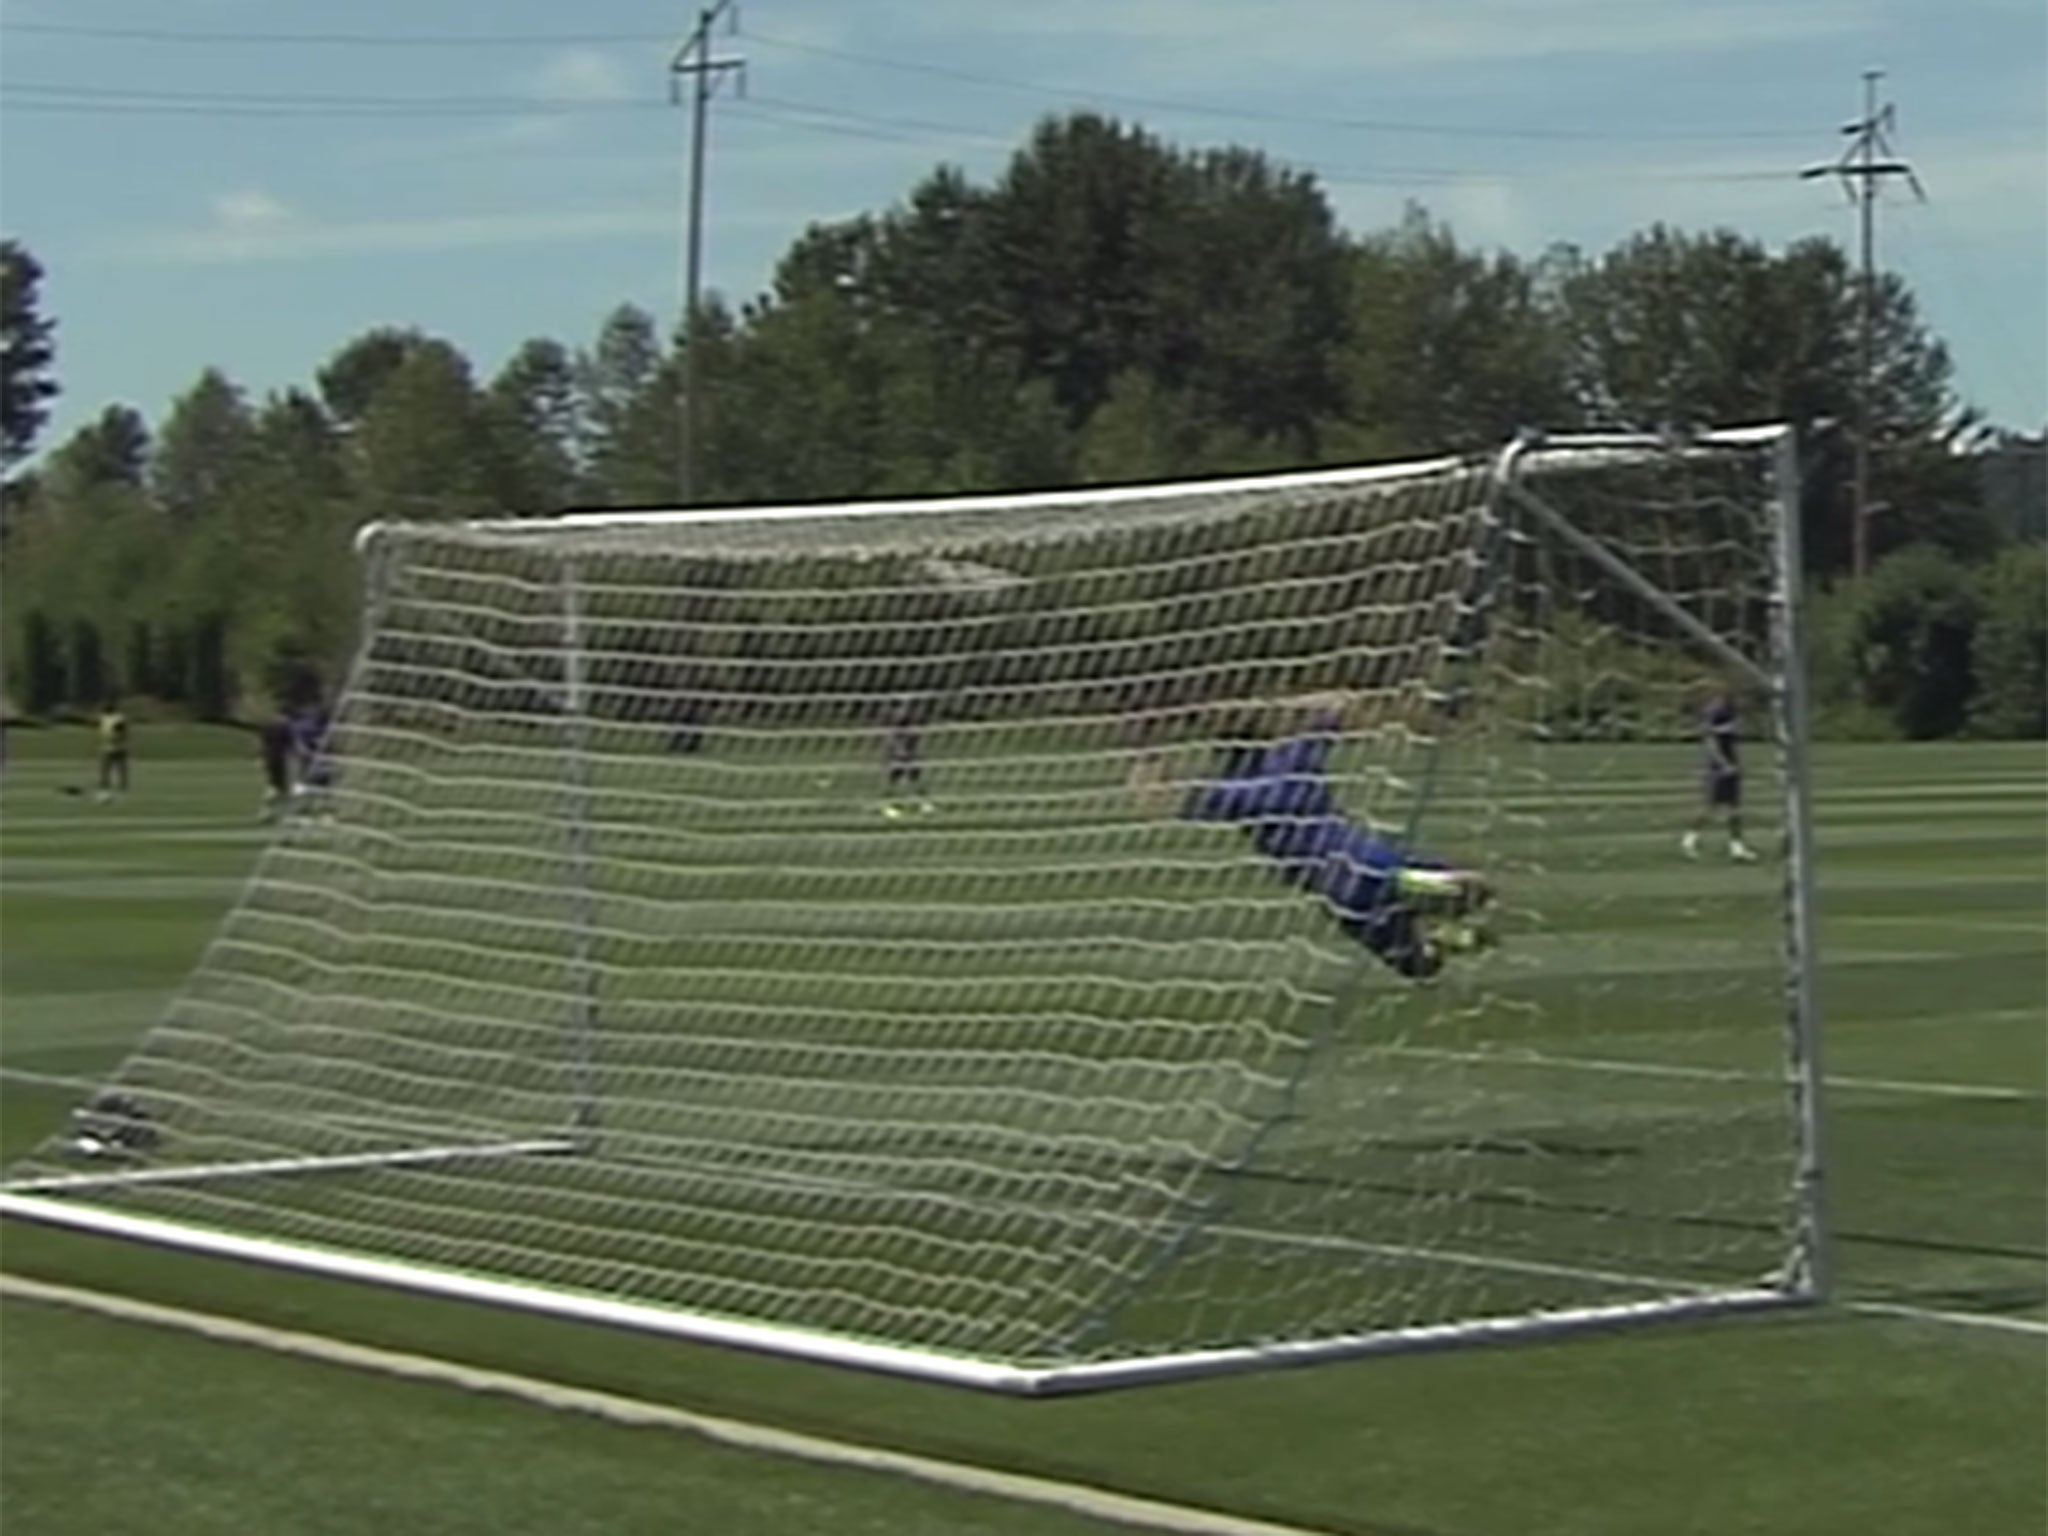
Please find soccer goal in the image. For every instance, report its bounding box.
[0,426,1825,1394]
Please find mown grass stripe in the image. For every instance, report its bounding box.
[0,1274,1342,1536]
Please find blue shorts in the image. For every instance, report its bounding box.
[1706,770,1742,808]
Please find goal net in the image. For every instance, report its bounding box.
[0,427,1824,1393]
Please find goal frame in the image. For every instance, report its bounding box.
[0,424,1829,1394]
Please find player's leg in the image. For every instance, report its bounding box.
[302,761,337,820]
[1396,862,1498,958]
[1681,778,1712,859]
[94,751,116,805]
[1328,843,1495,980]
[1719,773,1757,862]
[261,752,289,819]
[880,761,911,819]
[1334,903,1447,980]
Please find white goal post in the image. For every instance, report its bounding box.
[0,426,1826,1395]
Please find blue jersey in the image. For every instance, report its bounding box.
[1702,698,1740,776]
[1181,724,1443,940]
[291,707,334,786]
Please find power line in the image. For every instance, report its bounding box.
[0,81,1826,187]
[1,81,665,113]
[741,26,1828,144]
[0,97,599,119]
[3,14,1887,147]
[12,16,2037,153]
[738,95,1017,148]
[1,20,674,47]
[732,97,1799,187]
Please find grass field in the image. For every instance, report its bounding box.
[2,724,2043,1535]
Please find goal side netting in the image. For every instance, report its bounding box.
[0,427,1825,1394]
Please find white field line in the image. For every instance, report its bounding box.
[1848,1301,2048,1338]
[0,1067,100,1092]
[1227,1223,2045,1342]
[1384,1045,2041,1103]
[1206,1219,1719,1296]
[1834,913,2048,939]
[0,1274,1338,1536]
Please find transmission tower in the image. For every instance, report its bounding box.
[670,2,745,505]
[1803,70,1925,579]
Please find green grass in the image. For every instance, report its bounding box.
[0,1295,1125,1536]
[3,725,2043,1535]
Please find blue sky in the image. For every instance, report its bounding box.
[3,0,2043,450]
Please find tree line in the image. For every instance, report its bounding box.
[1,112,2040,738]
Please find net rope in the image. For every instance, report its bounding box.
[6,439,1806,1372]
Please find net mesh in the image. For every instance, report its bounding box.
[6,436,1810,1374]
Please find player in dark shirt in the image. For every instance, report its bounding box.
[1682,690,1758,862]
[289,701,335,814]
[880,706,934,819]
[1134,699,1494,980]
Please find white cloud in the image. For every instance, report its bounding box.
[211,189,294,232]
[122,202,682,264]
[115,179,856,265]
[529,47,637,102]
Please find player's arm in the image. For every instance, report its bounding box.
[1702,718,1734,773]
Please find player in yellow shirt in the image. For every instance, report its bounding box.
[95,701,130,805]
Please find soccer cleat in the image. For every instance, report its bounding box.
[918,800,937,815]
[1397,867,1490,916]
[1729,841,1760,863]
[1680,831,1701,860]
[880,803,907,820]
[1435,918,1495,956]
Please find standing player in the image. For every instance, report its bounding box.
[1682,686,1759,863]
[1132,697,1495,980]
[1119,685,1181,800]
[289,697,335,815]
[880,705,934,819]
[94,700,130,805]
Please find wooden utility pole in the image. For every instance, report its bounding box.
[1803,70,1923,579]
[670,2,744,505]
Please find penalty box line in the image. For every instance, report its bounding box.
[1381,1044,2039,1104]
[0,1273,1339,1536]
[1845,1300,2048,1338]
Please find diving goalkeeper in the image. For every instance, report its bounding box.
[1134,699,1495,980]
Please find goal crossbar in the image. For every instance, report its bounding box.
[355,425,1793,547]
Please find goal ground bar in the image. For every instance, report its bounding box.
[0,1189,1813,1396]
[0,1139,579,1197]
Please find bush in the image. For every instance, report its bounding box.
[1810,700,1900,742]
[1968,545,2047,739]
[1845,544,1981,740]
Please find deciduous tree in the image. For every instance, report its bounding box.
[1,239,58,471]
